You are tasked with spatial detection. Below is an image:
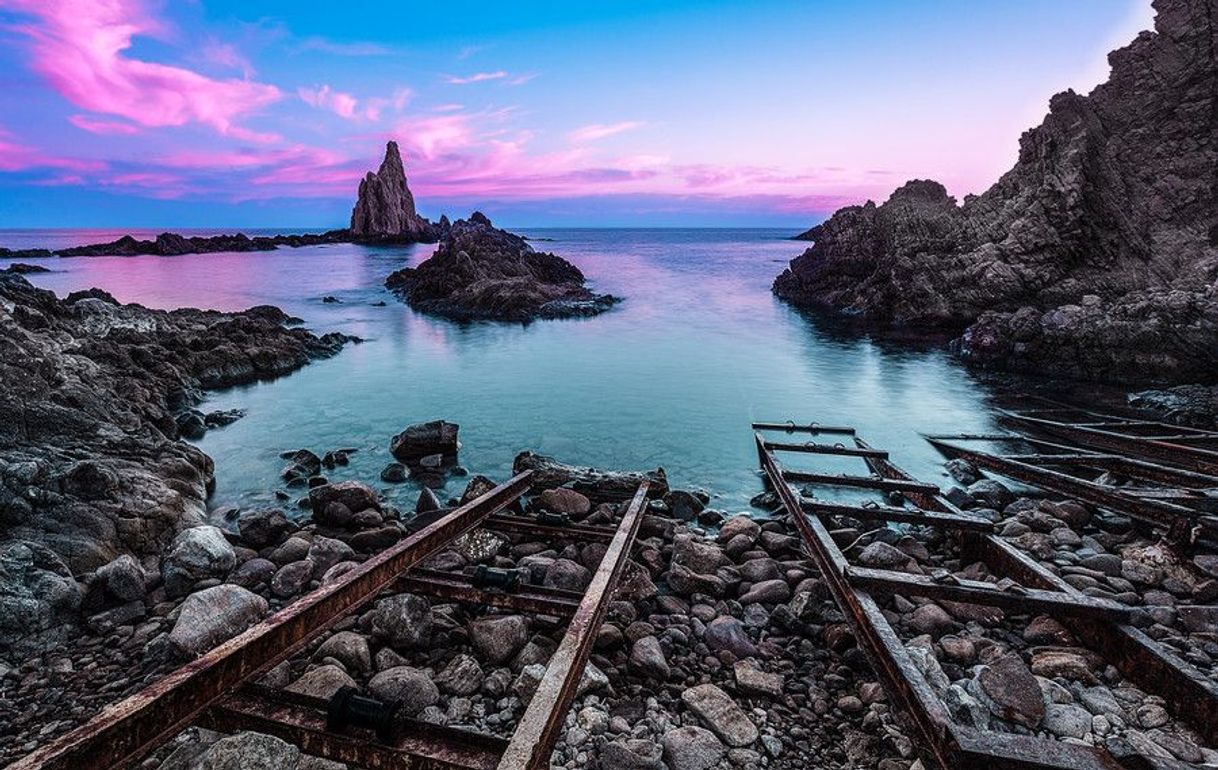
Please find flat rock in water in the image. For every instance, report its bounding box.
[680,683,759,747]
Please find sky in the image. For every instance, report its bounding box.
[0,0,1155,229]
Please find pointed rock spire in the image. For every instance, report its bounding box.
[350,141,431,240]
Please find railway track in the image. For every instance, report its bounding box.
[5,472,651,770]
[754,421,1218,770]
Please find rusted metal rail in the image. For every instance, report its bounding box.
[8,472,650,770]
[752,421,1218,770]
[924,436,1218,549]
[995,400,1218,476]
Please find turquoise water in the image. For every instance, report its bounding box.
[1,228,1000,514]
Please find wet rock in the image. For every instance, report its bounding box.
[468,615,529,664]
[380,463,408,483]
[310,481,381,522]
[681,683,758,747]
[857,542,912,570]
[169,585,267,658]
[307,536,355,578]
[163,526,236,597]
[513,451,669,501]
[370,593,433,649]
[416,487,442,514]
[368,666,439,715]
[237,508,294,549]
[390,420,459,463]
[739,578,791,605]
[537,487,592,516]
[661,726,726,770]
[717,515,760,546]
[966,480,1013,509]
[663,490,705,521]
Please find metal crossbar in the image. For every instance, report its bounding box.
[7,472,652,770]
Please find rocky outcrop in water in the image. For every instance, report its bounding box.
[350,141,435,242]
[0,274,354,650]
[384,213,619,322]
[0,231,354,260]
[774,0,1218,384]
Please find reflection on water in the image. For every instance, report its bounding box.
[1,228,1000,513]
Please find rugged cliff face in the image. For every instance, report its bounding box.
[350,141,434,241]
[774,0,1218,384]
[0,274,354,573]
[385,213,619,322]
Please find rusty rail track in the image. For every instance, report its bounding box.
[924,435,1218,550]
[7,472,651,770]
[754,422,1218,770]
[992,395,1218,476]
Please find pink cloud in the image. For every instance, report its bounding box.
[4,0,281,139]
[68,114,140,135]
[299,85,411,122]
[0,128,105,173]
[568,121,645,143]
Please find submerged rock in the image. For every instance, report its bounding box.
[773,0,1218,384]
[384,213,619,322]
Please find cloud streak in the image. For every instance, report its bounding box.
[444,71,509,85]
[568,121,645,143]
[4,0,281,140]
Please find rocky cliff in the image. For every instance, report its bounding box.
[350,140,435,242]
[774,0,1218,384]
[385,213,619,322]
[0,274,354,573]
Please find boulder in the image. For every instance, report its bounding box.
[537,487,592,516]
[629,636,670,679]
[368,666,440,715]
[0,540,83,653]
[435,654,484,695]
[313,631,372,675]
[976,653,1045,728]
[350,140,432,240]
[162,526,236,597]
[237,508,294,549]
[95,554,146,602]
[169,585,267,658]
[369,593,433,649]
[390,421,459,463]
[185,731,300,770]
[468,615,529,664]
[286,664,356,700]
[310,481,381,522]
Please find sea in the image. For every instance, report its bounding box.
[0,227,1006,516]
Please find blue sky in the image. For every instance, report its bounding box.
[0,0,1153,228]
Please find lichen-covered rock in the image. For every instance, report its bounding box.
[384,213,619,322]
[774,0,1218,384]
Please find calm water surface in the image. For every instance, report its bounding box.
[1,228,1001,514]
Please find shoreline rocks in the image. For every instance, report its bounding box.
[773,0,1218,386]
[384,213,620,322]
[0,273,355,653]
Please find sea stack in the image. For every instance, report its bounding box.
[350,140,433,241]
[773,0,1218,385]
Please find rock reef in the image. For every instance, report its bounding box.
[774,0,1218,384]
[0,274,354,652]
[350,140,435,242]
[385,213,619,322]
[0,231,353,260]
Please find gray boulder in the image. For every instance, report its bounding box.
[169,584,267,658]
[369,593,433,649]
[162,525,236,597]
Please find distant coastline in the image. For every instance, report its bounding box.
[0,228,437,260]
